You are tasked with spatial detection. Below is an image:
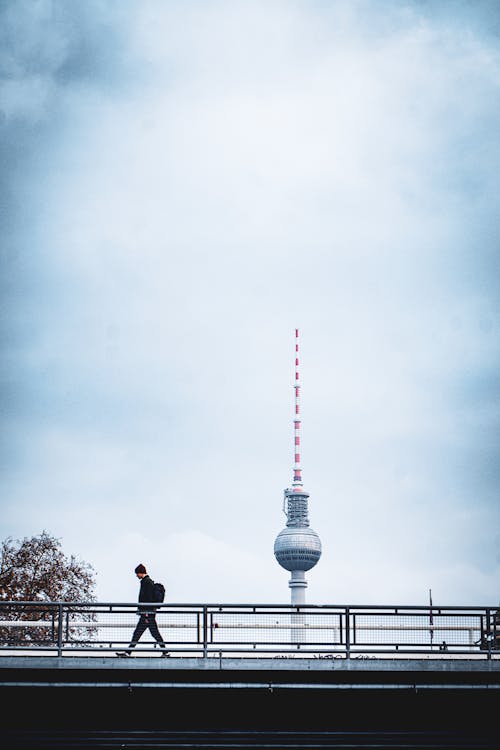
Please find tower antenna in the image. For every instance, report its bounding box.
[274,329,322,605]
[293,328,302,488]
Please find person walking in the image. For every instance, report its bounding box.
[116,564,169,657]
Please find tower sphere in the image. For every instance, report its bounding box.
[274,526,322,572]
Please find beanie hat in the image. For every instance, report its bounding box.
[134,564,147,575]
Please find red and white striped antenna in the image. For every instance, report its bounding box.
[293,328,303,489]
[275,328,322,604]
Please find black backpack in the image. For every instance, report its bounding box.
[152,581,165,604]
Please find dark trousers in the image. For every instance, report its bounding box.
[127,612,166,652]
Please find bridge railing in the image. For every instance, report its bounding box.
[0,602,498,658]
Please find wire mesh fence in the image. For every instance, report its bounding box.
[0,602,498,658]
[350,610,489,652]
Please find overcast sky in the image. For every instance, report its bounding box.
[1,0,499,606]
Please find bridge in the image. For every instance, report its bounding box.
[1,602,499,748]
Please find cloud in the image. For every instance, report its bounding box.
[1,0,499,606]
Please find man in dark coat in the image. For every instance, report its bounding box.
[116,564,169,657]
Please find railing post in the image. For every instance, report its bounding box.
[487,608,492,661]
[57,603,63,657]
[345,607,350,659]
[202,606,208,658]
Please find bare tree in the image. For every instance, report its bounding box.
[0,531,97,646]
[0,530,96,602]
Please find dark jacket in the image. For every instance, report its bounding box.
[138,575,156,613]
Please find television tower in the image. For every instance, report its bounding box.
[274,329,322,605]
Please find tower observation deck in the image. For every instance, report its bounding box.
[274,329,322,604]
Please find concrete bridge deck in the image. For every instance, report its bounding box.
[1,653,499,688]
[1,655,499,745]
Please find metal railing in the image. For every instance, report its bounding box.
[0,602,499,659]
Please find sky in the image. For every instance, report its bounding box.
[1,0,499,607]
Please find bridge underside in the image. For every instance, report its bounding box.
[1,657,498,748]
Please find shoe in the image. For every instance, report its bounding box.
[115,651,131,657]
[161,651,170,657]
